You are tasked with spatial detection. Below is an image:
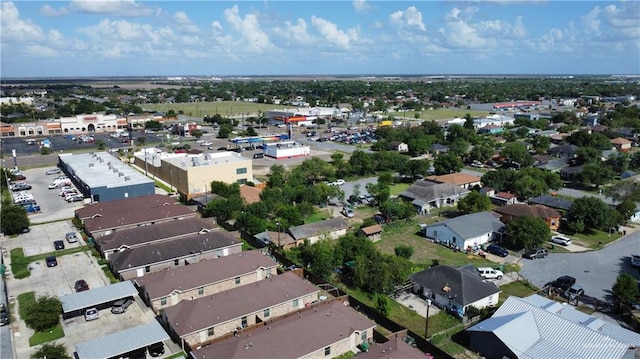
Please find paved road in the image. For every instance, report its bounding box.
[1,249,14,359]
[519,230,640,302]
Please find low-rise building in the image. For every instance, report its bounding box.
[426,172,482,190]
[264,141,310,160]
[419,211,505,251]
[109,231,241,280]
[190,300,376,359]
[59,151,155,203]
[288,217,349,245]
[611,137,632,152]
[493,204,562,231]
[163,271,321,349]
[399,180,470,215]
[358,224,384,242]
[135,250,279,313]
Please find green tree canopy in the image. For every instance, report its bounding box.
[433,153,463,175]
[500,142,534,168]
[31,342,71,359]
[24,296,62,332]
[567,196,618,232]
[457,191,492,214]
[1,205,29,235]
[612,273,638,307]
[505,215,550,250]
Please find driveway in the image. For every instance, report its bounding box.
[519,230,640,302]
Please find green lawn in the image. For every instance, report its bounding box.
[17,292,36,320]
[29,324,64,346]
[10,246,89,279]
[569,229,622,248]
[144,101,294,117]
[388,108,491,121]
[498,281,540,303]
[305,208,332,224]
[389,183,410,196]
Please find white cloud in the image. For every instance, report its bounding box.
[272,18,313,47]
[173,11,199,34]
[602,2,640,28]
[0,2,46,43]
[23,44,59,58]
[39,5,69,17]
[223,5,272,53]
[311,16,358,50]
[353,0,371,13]
[69,0,154,17]
[389,6,426,31]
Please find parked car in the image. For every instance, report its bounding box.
[45,256,58,267]
[148,342,165,357]
[334,179,346,186]
[45,168,61,175]
[253,152,264,159]
[564,284,585,300]
[66,194,84,203]
[111,297,134,314]
[10,183,31,191]
[65,232,78,243]
[477,267,504,279]
[84,307,99,321]
[53,240,65,250]
[342,207,355,218]
[551,235,571,246]
[0,304,9,326]
[547,275,576,291]
[522,248,549,260]
[75,279,90,292]
[630,254,640,267]
[486,244,509,257]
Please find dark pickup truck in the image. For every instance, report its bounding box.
[547,275,576,291]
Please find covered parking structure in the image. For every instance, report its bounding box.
[60,280,137,319]
[75,320,170,359]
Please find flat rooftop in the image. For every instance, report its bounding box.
[60,152,153,188]
[134,149,250,170]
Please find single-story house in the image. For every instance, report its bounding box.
[560,166,583,181]
[419,211,505,251]
[611,137,632,152]
[287,217,349,245]
[493,204,562,231]
[426,172,482,190]
[162,271,321,348]
[528,195,573,212]
[477,124,503,134]
[390,141,409,152]
[467,295,640,359]
[490,192,518,206]
[547,144,579,158]
[189,300,376,359]
[134,250,279,313]
[357,224,384,242]
[409,265,501,317]
[399,180,470,215]
[429,143,449,156]
[109,231,241,280]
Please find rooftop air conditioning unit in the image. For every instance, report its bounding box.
[88,163,94,167]
[124,176,131,181]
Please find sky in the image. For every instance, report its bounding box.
[1,1,639,78]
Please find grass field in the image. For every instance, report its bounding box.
[143,101,493,122]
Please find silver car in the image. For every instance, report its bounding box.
[84,308,99,321]
[65,232,78,243]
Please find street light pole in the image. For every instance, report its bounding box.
[277,221,281,250]
[425,299,432,339]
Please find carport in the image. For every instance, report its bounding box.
[60,280,137,319]
[75,320,170,359]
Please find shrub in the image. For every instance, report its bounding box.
[24,296,62,332]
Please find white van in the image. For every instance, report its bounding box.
[477,267,504,280]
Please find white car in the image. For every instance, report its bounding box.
[66,194,84,203]
[203,141,213,146]
[334,179,346,186]
[45,168,61,175]
[477,267,504,280]
[551,235,572,246]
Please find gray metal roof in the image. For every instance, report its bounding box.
[288,217,348,241]
[60,280,137,313]
[60,152,153,189]
[75,320,169,359]
[528,195,573,211]
[468,295,636,359]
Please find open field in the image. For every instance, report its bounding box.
[143,101,493,121]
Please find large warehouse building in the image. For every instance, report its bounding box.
[132,149,253,200]
[59,152,155,203]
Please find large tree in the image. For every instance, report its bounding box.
[500,142,534,168]
[567,196,618,232]
[505,215,550,250]
[1,205,29,235]
[433,153,463,175]
[578,163,615,188]
[31,342,71,359]
[457,191,492,214]
[612,273,638,310]
[24,296,62,332]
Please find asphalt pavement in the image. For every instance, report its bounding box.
[519,229,640,302]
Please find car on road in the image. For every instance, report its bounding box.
[53,240,65,250]
[547,275,576,291]
[75,279,90,292]
[66,232,78,243]
[522,248,549,260]
[84,307,99,321]
[486,244,509,257]
[45,168,61,175]
[202,141,213,146]
[148,342,165,357]
[564,284,585,300]
[334,179,346,186]
[551,235,572,246]
[0,304,9,326]
[111,297,134,314]
[477,267,504,279]
[46,256,58,267]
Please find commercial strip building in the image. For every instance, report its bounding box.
[59,151,155,203]
[132,149,253,200]
[264,140,311,160]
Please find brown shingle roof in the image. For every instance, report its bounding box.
[190,300,376,359]
[357,337,426,359]
[134,251,279,300]
[76,194,180,219]
[360,224,383,236]
[164,271,321,337]
[495,191,517,199]
[82,198,195,234]
[239,185,262,204]
[109,231,240,272]
[611,137,632,145]
[426,173,482,186]
[493,204,560,219]
[96,217,217,252]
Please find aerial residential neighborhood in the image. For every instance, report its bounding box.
[1,73,639,359]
